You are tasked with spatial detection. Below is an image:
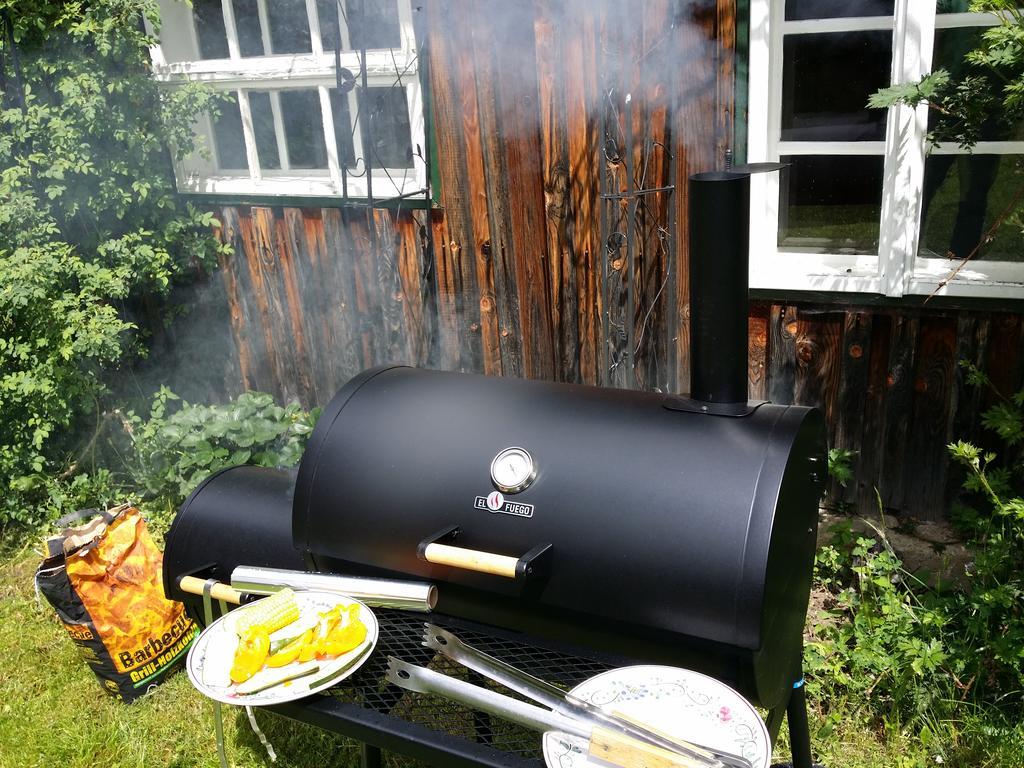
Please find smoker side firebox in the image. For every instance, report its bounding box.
[162,170,827,768]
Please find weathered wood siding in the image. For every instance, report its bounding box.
[758,305,1023,520]
[162,0,1024,521]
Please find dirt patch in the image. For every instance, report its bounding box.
[818,512,973,589]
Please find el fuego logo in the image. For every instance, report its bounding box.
[474,492,534,518]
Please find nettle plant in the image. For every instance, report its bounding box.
[0,1,228,526]
[945,363,1024,701]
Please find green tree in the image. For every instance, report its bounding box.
[0,1,226,527]
[871,2,1024,151]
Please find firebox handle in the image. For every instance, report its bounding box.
[179,575,244,605]
[417,526,552,581]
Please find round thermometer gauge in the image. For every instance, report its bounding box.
[490,447,536,494]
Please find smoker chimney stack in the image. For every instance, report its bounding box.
[688,170,752,406]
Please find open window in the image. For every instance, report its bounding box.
[748,0,1024,299]
[148,0,427,202]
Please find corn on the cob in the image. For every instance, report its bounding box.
[235,588,299,637]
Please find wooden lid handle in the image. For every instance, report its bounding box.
[422,543,519,579]
[417,526,552,581]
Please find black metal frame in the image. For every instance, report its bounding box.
[200,603,818,768]
[766,674,816,768]
[274,691,812,768]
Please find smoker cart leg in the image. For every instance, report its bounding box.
[765,703,786,745]
[360,743,382,768]
[787,679,814,768]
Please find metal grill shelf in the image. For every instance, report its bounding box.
[269,608,625,767]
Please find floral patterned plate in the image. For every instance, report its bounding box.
[541,665,770,768]
[186,589,378,706]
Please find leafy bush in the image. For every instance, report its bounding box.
[5,388,319,538]
[124,388,320,513]
[807,364,1024,757]
[808,521,953,726]
[0,1,227,526]
[944,368,1024,704]
[827,448,856,489]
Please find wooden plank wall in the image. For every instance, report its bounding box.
[759,305,1023,520]
[174,0,1024,522]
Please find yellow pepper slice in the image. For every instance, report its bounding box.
[309,612,336,656]
[265,628,313,668]
[320,618,367,658]
[298,638,318,663]
[230,629,270,684]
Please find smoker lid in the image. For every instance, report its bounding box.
[293,366,825,656]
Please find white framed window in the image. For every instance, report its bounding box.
[748,0,1024,299]
[148,0,426,201]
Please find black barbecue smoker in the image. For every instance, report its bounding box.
[163,170,827,768]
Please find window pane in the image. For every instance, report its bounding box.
[346,0,401,50]
[930,27,1024,142]
[936,0,972,12]
[267,0,312,54]
[781,31,891,142]
[785,1,893,21]
[778,155,883,253]
[329,90,357,168]
[361,86,413,168]
[194,0,230,59]
[280,90,328,169]
[233,0,265,57]
[318,0,341,51]
[212,97,247,170]
[248,91,281,169]
[920,154,1024,262]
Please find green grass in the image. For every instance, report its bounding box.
[0,542,365,768]
[0,540,1019,768]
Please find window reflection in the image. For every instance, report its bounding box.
[920,155,1024,262]
[280,91,328,169]
[233,0,265,57]
[267,0,312,54]
[361,87,413,168]
[329,90,357,168]
[785,0,893,21]
[346,0,402,50]
[248,91,281,170]
[212,97,247,170]
[779,155,884,253]
[781,32,891,142]
[194,0,229,59]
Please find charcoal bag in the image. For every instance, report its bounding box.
[35,504,198,702]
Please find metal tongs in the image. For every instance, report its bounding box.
[384,624,754,768]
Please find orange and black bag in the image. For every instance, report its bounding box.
[35,504,198,702]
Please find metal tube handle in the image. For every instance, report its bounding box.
[416,526,552,581]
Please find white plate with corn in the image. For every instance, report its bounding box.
[186,587,378,706]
